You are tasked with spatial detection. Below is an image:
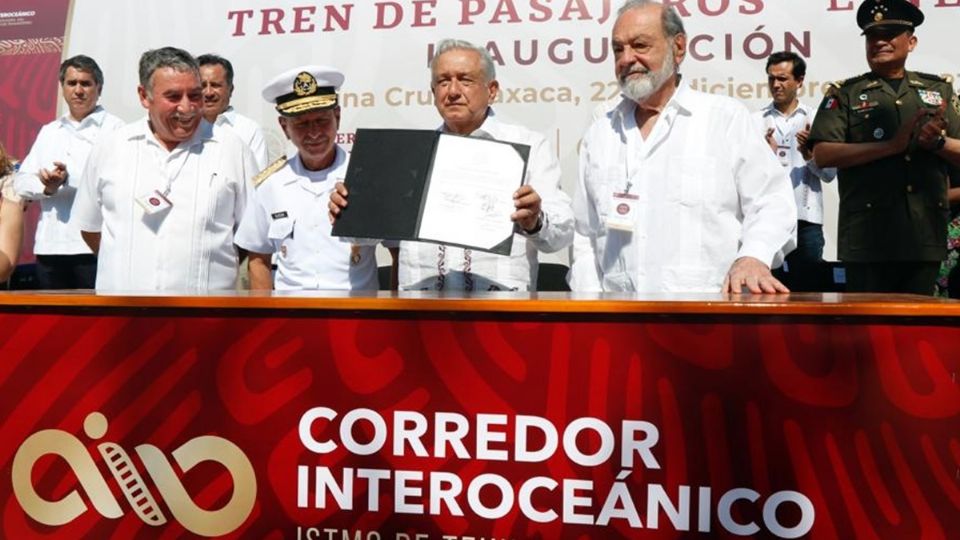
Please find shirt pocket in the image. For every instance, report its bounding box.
[840,200,888,253]
[666,157,716,207]
[209,174,239,227]
[847,114,883,143]
[267,217,295,252]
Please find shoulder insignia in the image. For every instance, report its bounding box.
[941,74,954,85]
[253,155,287,188]
[837,74,869,89]
[914,71,949,84]
[823,81,842,97]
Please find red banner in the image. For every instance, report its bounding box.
[1,312,958,538]
[0,0,73,264]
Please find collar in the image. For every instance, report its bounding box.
[131,117,214,151]
[761,102,809,119]
[286,145,346,184]
[58,106,107,129]
[612,82,693,133]
[215,106,237,127]
[863,70,927,91]
[439,107,498,136]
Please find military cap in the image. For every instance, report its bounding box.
[857,0,924,35]
[262,65,344,116]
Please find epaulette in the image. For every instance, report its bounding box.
[824,75,864,97]
[253,155,287,188]
[913,71,951,84]
[838,74,870,88]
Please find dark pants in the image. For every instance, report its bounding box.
[775,221,827,292]
[35,254,97,289]
[845,261,940,296]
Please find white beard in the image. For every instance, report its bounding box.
[619,52,676,104]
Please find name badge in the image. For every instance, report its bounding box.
[135,190,172,215]
[605,192,639,231]
[777,145,791,167]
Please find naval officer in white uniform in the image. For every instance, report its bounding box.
[235,65,396,290]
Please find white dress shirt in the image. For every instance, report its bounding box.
[569,85,797,293]
[215,106,269,170]
[14,107,124,255]
[752,103,836,224]
[399,109,574,291]
[235,147,380,290]
[71,118,256,291]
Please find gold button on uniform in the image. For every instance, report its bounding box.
[895,99,903,105]
[906,185,913,192]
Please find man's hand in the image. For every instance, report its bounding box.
[797,123,813,161]
[512,185,542,233]
[890,109,927,154]
[328,181,348,224]
[39,162,68,195]
[764,128,778,154]
[917,102,948,151]
[722,256,789,294]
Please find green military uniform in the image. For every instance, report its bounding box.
[808,71,960,263]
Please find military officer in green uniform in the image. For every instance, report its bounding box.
[808,0,960,295]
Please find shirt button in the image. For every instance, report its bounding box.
[895,99,903,106]
[866,203,872,208]
[906,185,913,193]
[904,155,911,162]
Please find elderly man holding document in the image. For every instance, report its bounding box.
[330,39,573,292]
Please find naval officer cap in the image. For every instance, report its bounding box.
[262,65,344,116]
[857,0,924,35]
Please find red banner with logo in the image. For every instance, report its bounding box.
[0,0,73,264]
[1,311,958,538]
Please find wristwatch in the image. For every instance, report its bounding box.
[522,211,544,235]
[935,133,947,151]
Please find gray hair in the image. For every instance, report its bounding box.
[138,47,199,93]
[617,0,686,38]
[430,39,496,83]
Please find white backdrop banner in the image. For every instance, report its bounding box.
[65,0,960,261]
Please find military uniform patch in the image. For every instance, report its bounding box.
[822,97,839,111]
[918,89,943,107]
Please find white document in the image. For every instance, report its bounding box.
[417,134,526,252]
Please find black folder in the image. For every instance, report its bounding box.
[331,128,530,255]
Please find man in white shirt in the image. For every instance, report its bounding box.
[235,65,394,290]
[71,47,257,291]
[754,51,837,291]
[330,39,574,291]
[14,55,123,289]
[197,54,270,170]
[569,0,796,294]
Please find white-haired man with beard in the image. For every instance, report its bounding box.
[569,0,797,294]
